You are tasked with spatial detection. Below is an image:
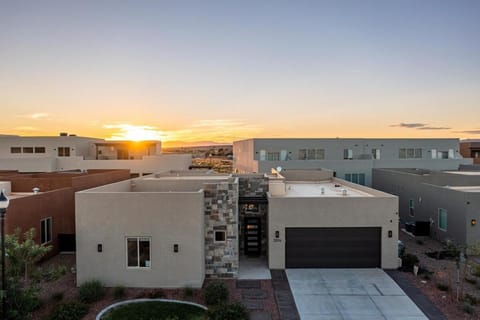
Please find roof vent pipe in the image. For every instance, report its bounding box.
[321,187,325,195]
[342,188,348,196]
[33,187,40,194]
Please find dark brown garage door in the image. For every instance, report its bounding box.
[286,227,381,268]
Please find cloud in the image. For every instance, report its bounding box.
[417,126,451,130]
[18,113,51,120]
[455,130,480,135]
[13,126,39,131]
[390,123,427,128]
[390,123,450,131]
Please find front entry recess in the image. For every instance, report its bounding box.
[244,217,261,256]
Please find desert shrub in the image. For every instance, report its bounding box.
[183,286,194,298]
[465,293,478,305]
[401,254,419,272]
[205,281,229,306]
[462,302,475,315]
[48,301,89,320]
[79,280,105,303]
[207,302,249,320]
[6,284,42,320]
[436,283,450,292]
[51,291,64,302]
[113,285,126,300]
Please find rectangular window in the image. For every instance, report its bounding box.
[307,149,316,160]
[344,173,365,186]
[431,149,437,159]
[214,231,226,243]
[259,149,266,161]
[409,199,415,217]
[372,148,380,159]
[266,152,279,161]
[58,147,70,157]
[34,147,46,153]
[280,150,287,161]
[448,149,454,159]
[315,149,325,160]
[10,147,21,154]
[344,173,351,181]
[438,208,447,231]
[40,217,52,244]
[298,149,307,160]
[343,149,353,160]
[400,148,423,159]
[399,148,406,159]
[23,147,34,153]
[414,148,422,158]
[126,237,151,268]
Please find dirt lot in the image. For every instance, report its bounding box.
[400,231,480,319]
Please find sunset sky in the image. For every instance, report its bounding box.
[1,0,479,145]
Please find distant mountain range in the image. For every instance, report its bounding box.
[162,140,232,148]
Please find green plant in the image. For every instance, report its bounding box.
[462,302,475,315]
[113,285,126,300]
[401,254,419,272]
[51,291,64,302]
[6,284,42,320]
[436,283,450,292]
[41,265,68,282]
[465,293,478,305]
[79,280,105,303]
[183,286,194,298]
[205,281,229,306]
[48,301,89,320]
[207,302,249,320]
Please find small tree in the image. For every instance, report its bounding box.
[1,228,52,319]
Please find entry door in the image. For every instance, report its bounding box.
[244,217,261,256]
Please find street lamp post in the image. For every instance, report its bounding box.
[0,189,10,320]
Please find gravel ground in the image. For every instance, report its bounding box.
[32,254,279,320]
[400,231,480,319]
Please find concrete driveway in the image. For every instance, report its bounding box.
[286,269,427,320]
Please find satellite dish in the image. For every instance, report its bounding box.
[276,166,282,172]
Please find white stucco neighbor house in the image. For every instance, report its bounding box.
[75,168,398,288]
[0,134,191,175]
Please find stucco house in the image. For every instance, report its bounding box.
[76,169,398,288]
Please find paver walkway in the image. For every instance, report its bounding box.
[237,279,272,320]
[270,270,301,320]
[386,270,447,320]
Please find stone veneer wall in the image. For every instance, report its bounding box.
[204,178,239,278]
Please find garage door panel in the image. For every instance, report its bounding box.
[286,227,381,268]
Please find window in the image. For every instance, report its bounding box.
[267,152,280,161]
[399,148,422,159]
[259,149,266,161]
[126,237,151,268]
[58,147,70,157]
[431,149,437,159]
[214,231,226,243]
[35,147,46,153]
[298,149,307,160]
[23,147,34,153]
[10,147,21,154]
[40,217,52,244]
[280,150,288,161]
[372,148,380,159]
[409,199,415,217]
[344,173,366,186]
[448,149,454,159]
[299,149,325,160]
[438,208,447,231]
[343,149,353,160]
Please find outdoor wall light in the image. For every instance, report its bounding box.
[388,230,393,238]
[97,244,102,252]
[471,219,477,226]
[174,244,179,253]
[275,231,280,238]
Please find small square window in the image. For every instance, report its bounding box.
[214,231,226,243]
[10,147,21,154]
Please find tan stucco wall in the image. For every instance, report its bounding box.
[76,191,205,288]
[268,196,399,269]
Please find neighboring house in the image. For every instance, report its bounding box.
[0,134,191,175]
[373,168,480,246]
[0,169,130,256]
[460,140,480,165]
[75,169,398,288]
[233,138,471,186]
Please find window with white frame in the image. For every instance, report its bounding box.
[126,237,151,268]
[343,149,353,160]
[266,152,280,161]
[259,149,266,161]
[40,217,52,244]
[399,148,422,159]
[280,150,288,161]
[409,199,415,217]
[438,208,447,231]
[214,230,226,243]
[372,148,381,159]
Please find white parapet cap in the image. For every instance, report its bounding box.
[280,181,373,198]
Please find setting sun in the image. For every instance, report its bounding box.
[104,124,165,141]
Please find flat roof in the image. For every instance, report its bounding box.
[281,181,373,198]
[448,186,480,192]
[444,171,480,176]
[143,175,230,181]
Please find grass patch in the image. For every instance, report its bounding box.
[101,301,206,320]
